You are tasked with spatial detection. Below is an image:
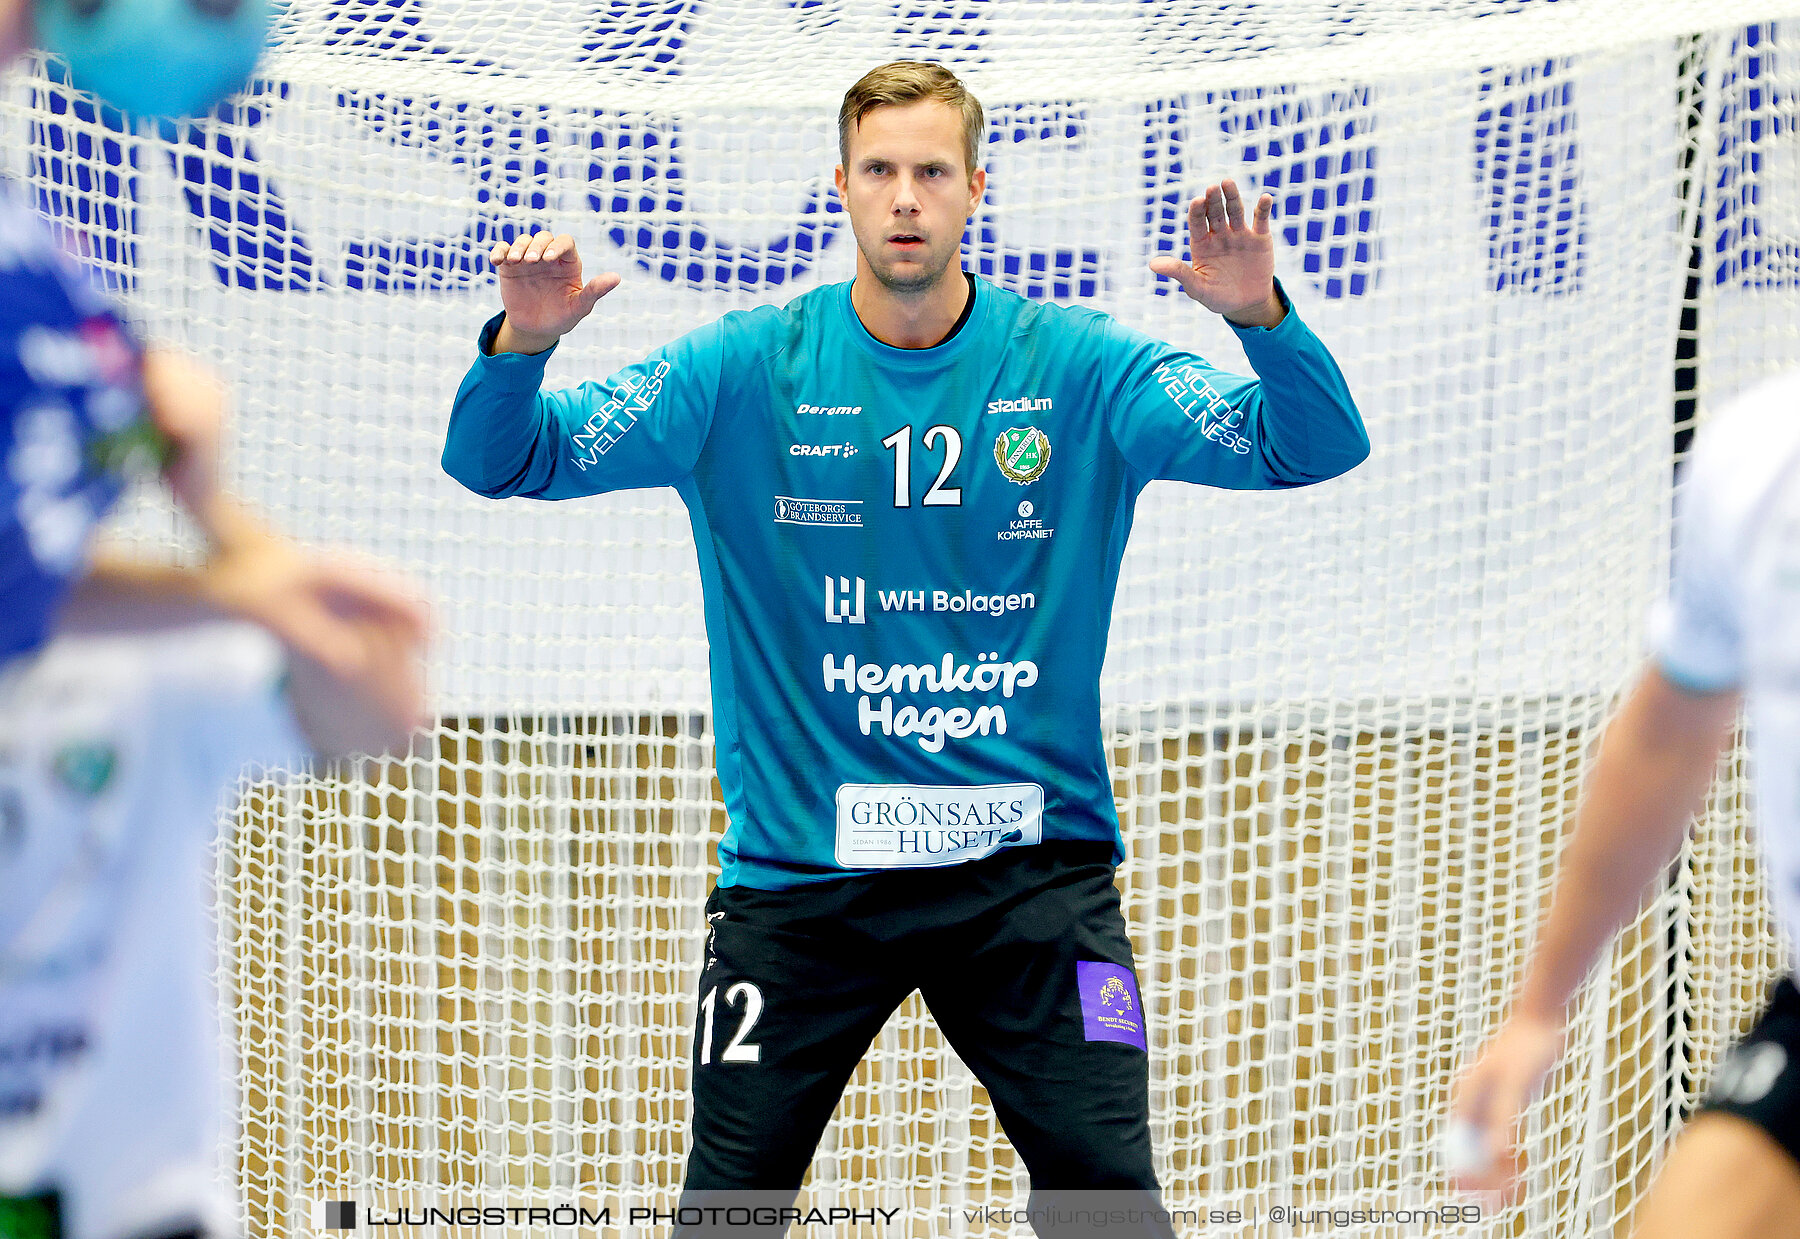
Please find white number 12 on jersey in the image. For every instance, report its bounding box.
[881,424,963,508]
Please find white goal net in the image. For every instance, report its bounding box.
[6,0,1800,1234]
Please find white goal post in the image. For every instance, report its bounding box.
[4,1,1799,1234]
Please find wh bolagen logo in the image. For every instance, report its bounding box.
[825,576,866,624]
[824,576,1038,623]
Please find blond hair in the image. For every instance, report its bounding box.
[838,61,984,177]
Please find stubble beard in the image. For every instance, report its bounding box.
[863,236,958,298]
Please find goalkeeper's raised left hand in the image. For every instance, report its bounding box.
[1148,178,1284,328]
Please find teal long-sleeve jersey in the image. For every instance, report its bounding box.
[445,275,1368,890]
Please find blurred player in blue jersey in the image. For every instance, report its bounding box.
[445,61,1367,1236]
[1450,371,1800,1238]
[0,2,428,1237]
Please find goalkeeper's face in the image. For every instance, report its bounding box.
[835,100,985,297]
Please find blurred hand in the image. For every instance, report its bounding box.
[140,349,226,531]
[1448,1013,1567,1195]
[1148,179,1283,327]
[200,516,429,757]
[488,231,621,354]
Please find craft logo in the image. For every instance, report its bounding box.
[314,1201,357,1231]
[825,575,866,625]
[789,441,858,458]
[774,496,862,527]
[993,427,1051,484]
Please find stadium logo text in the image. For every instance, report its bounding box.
[986,395,1053,416]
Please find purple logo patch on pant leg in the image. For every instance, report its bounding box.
[1076,960,1146,1050]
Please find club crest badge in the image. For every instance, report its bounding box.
[993,426,1051,485]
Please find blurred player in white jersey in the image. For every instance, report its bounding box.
[1451,370,1800,1237]
[0,2,428,1237]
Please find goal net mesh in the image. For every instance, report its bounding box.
[5,1,1800,1233]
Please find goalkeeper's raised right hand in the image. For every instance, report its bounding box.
[487,231,621,356]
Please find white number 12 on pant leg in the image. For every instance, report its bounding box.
[699,981,764,1065]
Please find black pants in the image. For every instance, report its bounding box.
[1698,975,1800,1163]
[674,843,1173,1238]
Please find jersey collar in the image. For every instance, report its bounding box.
[838,272,991,369]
